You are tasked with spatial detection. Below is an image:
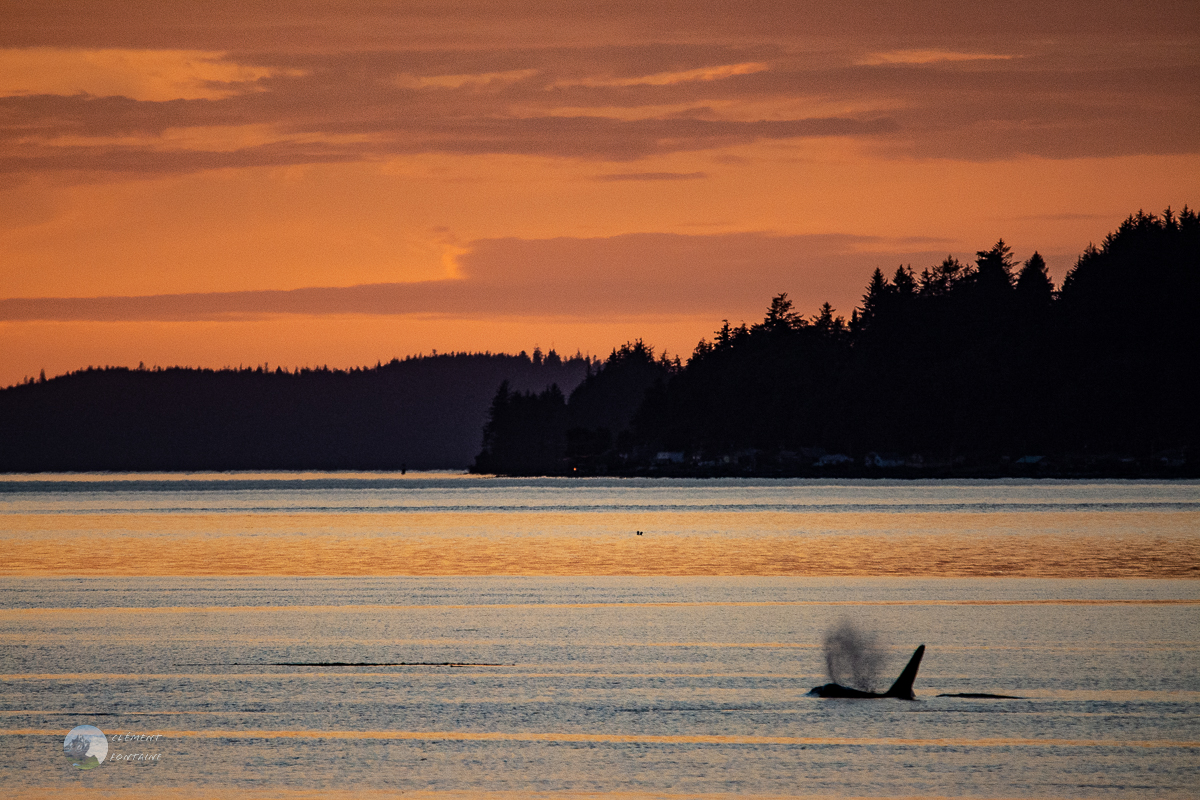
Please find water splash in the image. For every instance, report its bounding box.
[823,619,888,692]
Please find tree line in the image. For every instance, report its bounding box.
[474,208,1199,476]
[0,350,593,471]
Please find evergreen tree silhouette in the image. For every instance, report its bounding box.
[1015,251,1054,304]
[973,240,1017,302]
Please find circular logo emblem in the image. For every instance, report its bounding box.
[63,725,107,770]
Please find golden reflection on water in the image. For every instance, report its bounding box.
[3,510,1197,577]
[5,726,1199,748]
[0,792,822,800]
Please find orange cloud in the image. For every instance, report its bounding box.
[857,50,1015,66]
[2,29,1195,180]
[551,62,769,88]
[0,232,968,322]
[0,48,288,101]
[392,69,539,90]
[594,171,707,181]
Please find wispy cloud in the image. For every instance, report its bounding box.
[0,5,1194,175]
[857,49,1015,66]
[392,69,539,90]
[0,48,292,101]
[0,231,966,322]
[594,171,707,181]
[552,62,769,88]
[0,99,900,171]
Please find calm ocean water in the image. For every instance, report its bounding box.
[1,474,1198,798]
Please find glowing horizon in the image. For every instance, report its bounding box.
[2,1,1197,387]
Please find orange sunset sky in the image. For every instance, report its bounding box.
[1,0,1197,388]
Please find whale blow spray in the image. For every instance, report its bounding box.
[823,620,888,692]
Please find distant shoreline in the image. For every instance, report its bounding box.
[1,466,1197,479]
[564,464,1200,480]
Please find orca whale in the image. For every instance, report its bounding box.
[808,644,925,700]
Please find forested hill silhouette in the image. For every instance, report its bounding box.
[0,350,592,471]
[475,208,1198,477]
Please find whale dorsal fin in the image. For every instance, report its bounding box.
[883,644,925,699]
